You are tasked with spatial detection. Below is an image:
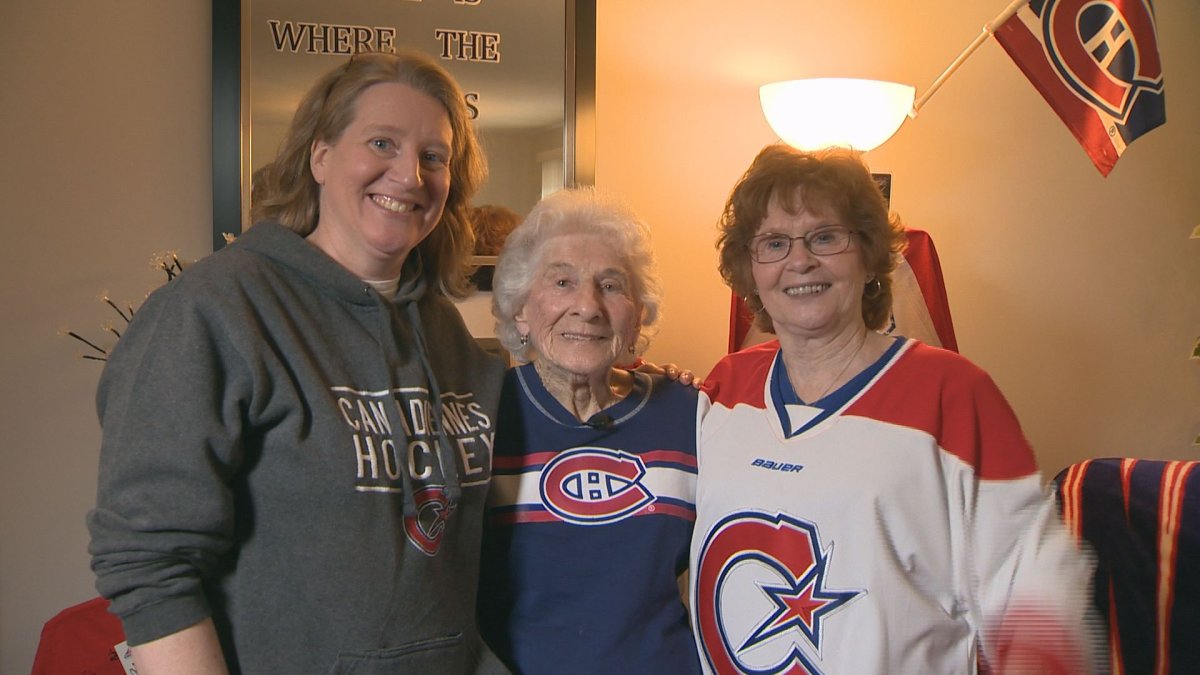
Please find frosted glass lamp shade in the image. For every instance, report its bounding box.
[760,78,916,152]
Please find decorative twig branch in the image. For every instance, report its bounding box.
[62,330,108,357]
[63,249,197,364]
[101,294,133,325]
[154,251,185,281]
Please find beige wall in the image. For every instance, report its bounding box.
[1,0,1196,671]
[0,3,214,671]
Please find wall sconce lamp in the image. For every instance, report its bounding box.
[760,0,1027,153]
[759,78,915,153]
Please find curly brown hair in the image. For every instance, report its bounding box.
[717,144,906,332]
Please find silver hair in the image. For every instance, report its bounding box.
[491,187,662,362]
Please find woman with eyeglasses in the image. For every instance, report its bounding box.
[689,144,1101,673]
[88,50,508,674]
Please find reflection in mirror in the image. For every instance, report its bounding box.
[243,0,578,228]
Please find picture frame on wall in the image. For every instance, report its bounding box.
[211,0,596,251]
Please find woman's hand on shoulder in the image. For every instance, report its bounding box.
[632,358,700,388]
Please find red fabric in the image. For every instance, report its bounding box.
[845,341,1037,480]
[982,606,1087,675]
[728,228,958,353]
[902,229,957,352]
[32,596,127,675]
[703,338,778,408]
[727,293,753,353]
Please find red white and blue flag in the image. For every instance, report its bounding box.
[993,0,1166,176]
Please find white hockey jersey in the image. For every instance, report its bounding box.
[690,338,1098,674]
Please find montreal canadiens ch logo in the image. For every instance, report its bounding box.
[695,512,862,675]
[404,485,455,556]
[539,447,655,525]
[1043,0,1163,122]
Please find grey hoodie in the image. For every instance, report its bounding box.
[88,221,507,674]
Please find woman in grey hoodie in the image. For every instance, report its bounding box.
[88,50,507,674]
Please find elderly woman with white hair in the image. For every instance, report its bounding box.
[477,188,702,674]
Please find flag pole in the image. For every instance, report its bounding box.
[909,0,1029,118]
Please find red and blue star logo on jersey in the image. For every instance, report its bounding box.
[404,485,455,556]
[539,447,655,525]
[695,512,862,674]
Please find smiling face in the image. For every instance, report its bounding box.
[751,189,869,343]
[308,82,453,279]
[516,233,641,383]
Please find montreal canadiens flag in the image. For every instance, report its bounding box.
[993,0,1165,176]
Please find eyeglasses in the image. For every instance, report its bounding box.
[748,226,857,263]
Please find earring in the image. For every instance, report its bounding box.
[864,278,882,298]
[519,334,529,346]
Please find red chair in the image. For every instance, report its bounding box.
[31,596,128,675]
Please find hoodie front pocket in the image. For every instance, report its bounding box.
[330,632,469,675]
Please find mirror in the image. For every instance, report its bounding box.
[212,0,595,250]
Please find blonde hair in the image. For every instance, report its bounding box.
[251,50,487,298]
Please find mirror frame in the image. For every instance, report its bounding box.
[211,0,596,251]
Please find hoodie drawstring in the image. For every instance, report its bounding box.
[371,266,463,518]
[404,300,463,510]
[373,295,421,519]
